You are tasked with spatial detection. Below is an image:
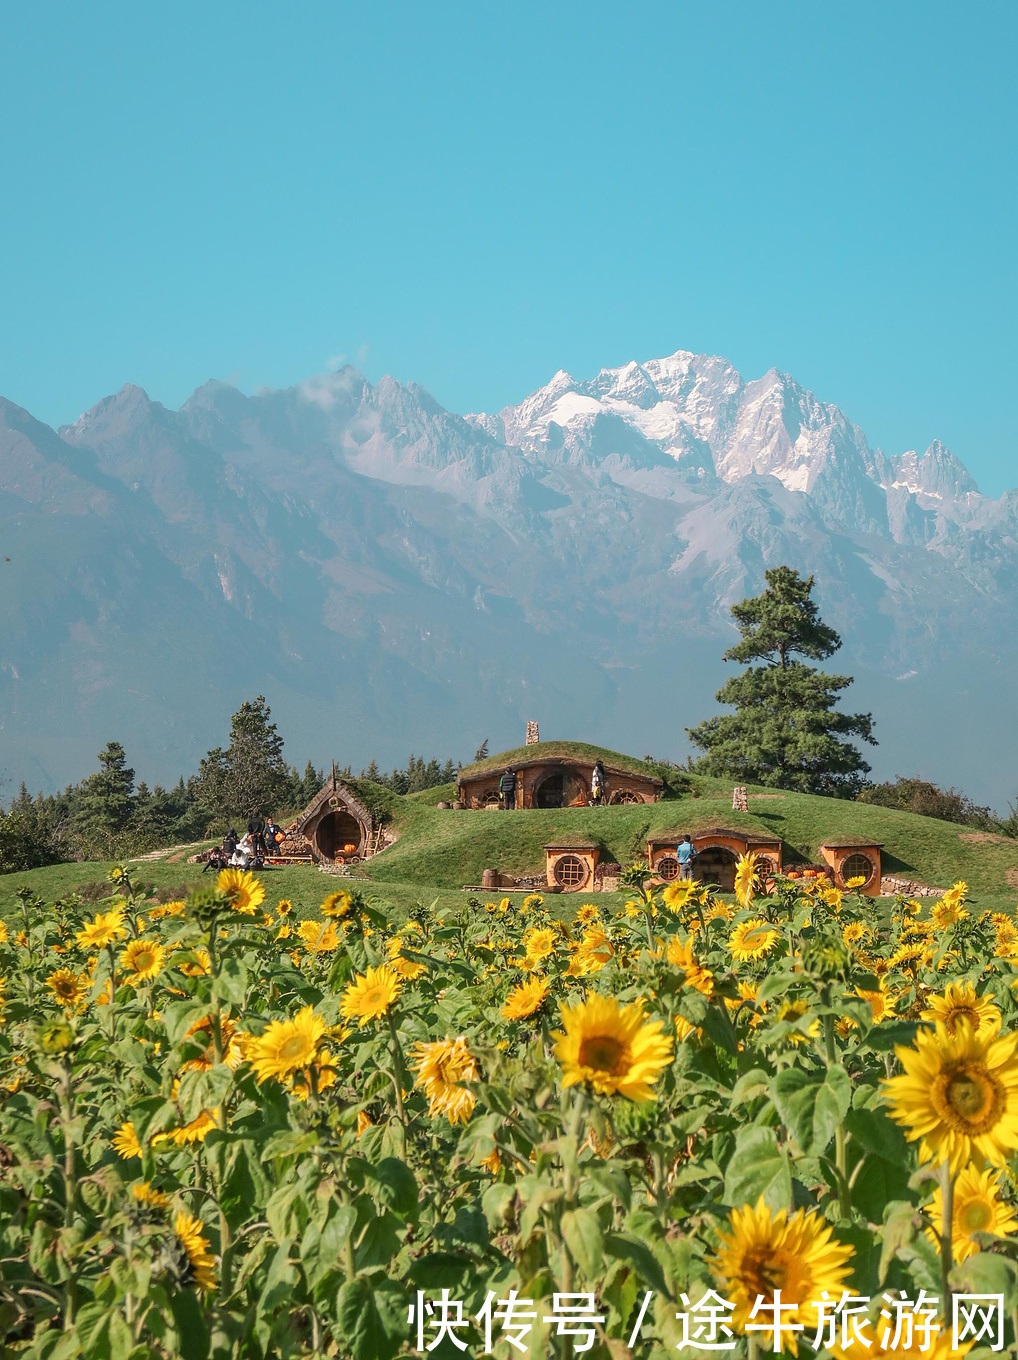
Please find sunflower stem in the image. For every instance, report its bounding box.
[386,1010,407,1158]
[939,1158,955,1310]
[822,1006,851,1219]
[58,1059,78,1329]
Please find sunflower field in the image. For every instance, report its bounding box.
[3,858,1018,1359]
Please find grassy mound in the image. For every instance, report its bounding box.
[458,740,687,793]
[361,773,1018,897]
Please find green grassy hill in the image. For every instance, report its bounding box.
[362,770,1018,898]
[3,746,1018,918]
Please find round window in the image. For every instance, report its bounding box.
[656,856,679,881]
[841,853,874,888]
[610,790,641,805]
[554,855,588,889]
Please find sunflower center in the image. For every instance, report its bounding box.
[744,929,769,949]
[935,1062,1004,1132]
[579,1035,626,1074]
[278,1035,313,1063]
[741,1248,790,1298]
[947,1006,979,1031]
[960,1201,993,1232]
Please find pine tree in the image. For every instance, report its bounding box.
[73,741,137,839]
[195,697,291,821]
[687,566,876,796]
[362,759,382,785]
[474,738,489,762]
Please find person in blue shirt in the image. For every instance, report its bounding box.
[676,835,697,880]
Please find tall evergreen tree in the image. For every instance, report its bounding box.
[196,697,291,821]
[687,566,876,796]
[73,741,137,839]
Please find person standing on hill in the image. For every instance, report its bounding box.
[499,767,517,811]
[676,834,697,881]
[591,759,607,805]
[248,812,266,856]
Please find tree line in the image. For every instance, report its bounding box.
[0,697,460,872]
[3,566,1012,871]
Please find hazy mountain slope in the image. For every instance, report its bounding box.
[1,349,1017,807]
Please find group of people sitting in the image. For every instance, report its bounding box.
[204,814,285,872]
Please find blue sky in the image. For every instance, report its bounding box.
[2,1,1015,491]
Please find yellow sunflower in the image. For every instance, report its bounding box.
[927,1163,1018,1263]
[666,935,714,997]
[661,881,694,910]
[176,947,212,977]
[75,909,127,950]
[932,898,970,929]
[181,1014,245,1072]
[733,852,759,910]
[339,965,402,1026]
[174,1212,216,1291]
[523,893,544,911]
[248,1005,326,1083]
[777,998,821,1045]
[857,983,895,1024]
[832,1331,967,1360]
[386,936,427,981]
[501,976,550,1020]
[567,926,614,976]
[296,919,339,953]
[521,926,556,960]
[0,922,7,945]
[412,1036,479,1124]
[574,904,601,926]
[552,993,673,1102]
[841,921,871,947]
[845,875,868,890]
[888,941,932,973]
[710,1198,853,1347]
[276,899,293,916]
[120,938,166,984]
[883,1019,1018,1172]
[131,1181,170,1210]
[356,1110,373,1137]
[728,918,779,963]
[216,867,265,915]
[320,891,353,919]
[45,968,87,1009]
[112,1121,143,1159]
[921,982,1001,1037]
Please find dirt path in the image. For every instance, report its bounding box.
[127,841,210,864]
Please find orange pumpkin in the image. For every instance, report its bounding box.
[343,842,357,854]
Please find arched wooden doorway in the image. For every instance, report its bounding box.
[316,808,363,860]
[533,770,587,808]
[695,846,739,892]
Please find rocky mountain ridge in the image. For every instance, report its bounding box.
[1,349,1016,807]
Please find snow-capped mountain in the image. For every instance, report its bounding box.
[2,348,1017,807]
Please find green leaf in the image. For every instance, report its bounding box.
[757,971,795,1005]
[878,1200,921,1285]
[560,1207,604,1282]
[336,1278,406,1360]
[723,1126,791,1211]
[176,1064,234,1122]
[211,956,248,1004]
[844,1106,907,1162]
[770,1065,850,1156]
[167,1286,210,1360]
[266,1184,307,1243]
[730,1067,771,1108]
[862,1020,919,1052]
[950,1252,1017,1312]
[603,1231,671,1299]
[366,1158,418,1219]
[163,999,214,1047]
